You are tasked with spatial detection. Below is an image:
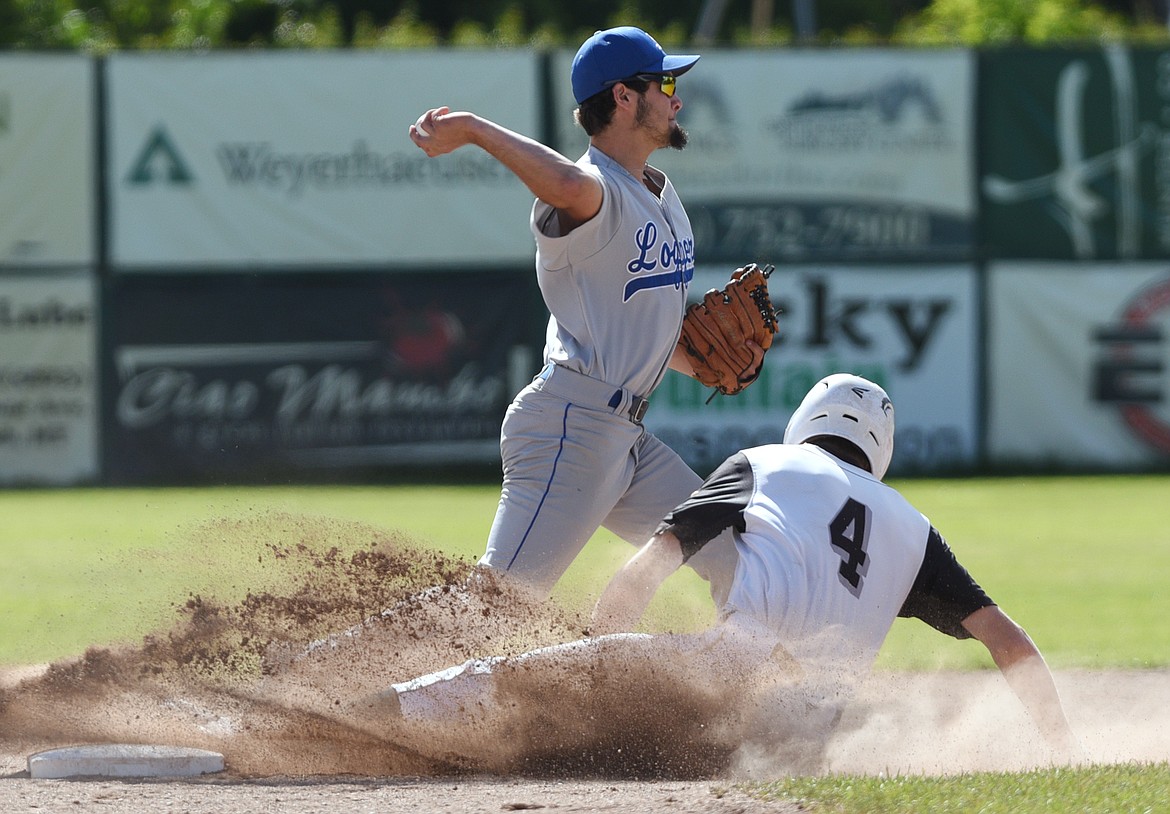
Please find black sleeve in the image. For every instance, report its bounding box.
[898,526,995,639]
[655,452,754,562]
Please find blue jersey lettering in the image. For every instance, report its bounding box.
[623,224,695,302]
[627,222,660,274]
[623,265,694,301]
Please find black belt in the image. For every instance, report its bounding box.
[536,363,650,424]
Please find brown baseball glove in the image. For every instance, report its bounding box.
[677,263,778,397]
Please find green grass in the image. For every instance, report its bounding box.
[0,485,479,665]
[2,475,1169,668]
[750,762,1170,813]
[0,483,715,664]
[879,475,1170,671]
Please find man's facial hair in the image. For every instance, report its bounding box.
[636,94,688,150]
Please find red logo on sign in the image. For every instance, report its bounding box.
[1115,278,1170,453]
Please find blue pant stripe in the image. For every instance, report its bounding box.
[506,402,571,572]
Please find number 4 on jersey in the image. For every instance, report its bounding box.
[829,498,872,598]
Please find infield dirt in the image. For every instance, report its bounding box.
[1,513,1167,812]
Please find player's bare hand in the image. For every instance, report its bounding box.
[409,107,474,157]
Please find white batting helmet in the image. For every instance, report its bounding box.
[783,373,895,480]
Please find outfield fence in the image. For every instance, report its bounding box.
[2,45,1170,484]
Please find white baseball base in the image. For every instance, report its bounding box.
[28,744,225,779]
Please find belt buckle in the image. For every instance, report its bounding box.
[629,397,649,423]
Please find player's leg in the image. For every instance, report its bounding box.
[480,390,643,594]
[388,655,506,722]
[369,634,654,728]
[354,624,821,768]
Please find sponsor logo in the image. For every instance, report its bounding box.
[113,342,504,431]
[0,297,92,330]
[769,73,953,152]
[661,273,957,408]
[983,46,1158,259]
[124,128,516,197]
[1092,275,1170,453]
[671,62,972,262]
[216,140,510,197]
[126,125,195,185]
[780,277,950,373]
[112,343,506,466]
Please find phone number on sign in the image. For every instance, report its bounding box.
[691,203,934,261]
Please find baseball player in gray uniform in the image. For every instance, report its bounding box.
[367,375,1082,768]
[409,27,754,601]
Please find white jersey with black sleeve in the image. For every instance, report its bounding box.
[657,442,994,678]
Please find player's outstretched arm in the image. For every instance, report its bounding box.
[962,605,1084,761]
[591,531,685,635]
[409,106,602,224]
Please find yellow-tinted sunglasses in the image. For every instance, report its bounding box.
[610,73,678,97]
[646,74,677,97]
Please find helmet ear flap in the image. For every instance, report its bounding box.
[784,375,895,479]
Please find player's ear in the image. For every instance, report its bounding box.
[612,82,632,105]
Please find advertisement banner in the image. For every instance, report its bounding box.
[0,274,99,484]
[102,271,539,483]
[644,265,979,476]
[980,46,1170,260]
[0,56,95,267]
[107,52,539,269]
[553,49,976,263]
[988,262,1170,467]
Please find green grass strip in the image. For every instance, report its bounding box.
[751,762,1170,813]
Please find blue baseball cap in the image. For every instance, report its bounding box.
[571,27,700,104]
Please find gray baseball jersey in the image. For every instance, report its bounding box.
[534,145,695,395]
[479,144,735,599]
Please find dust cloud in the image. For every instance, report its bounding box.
[1,512,1166,780]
